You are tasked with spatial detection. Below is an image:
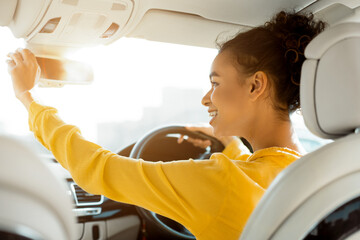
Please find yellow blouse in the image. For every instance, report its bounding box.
[29,101,301,240]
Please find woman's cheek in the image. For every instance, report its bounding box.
[211,87,232,107]
[221,88,239,104]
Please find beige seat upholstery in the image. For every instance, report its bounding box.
[0,135,76,240]
[240,22,360,240]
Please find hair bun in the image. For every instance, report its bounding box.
[265,11,326,86]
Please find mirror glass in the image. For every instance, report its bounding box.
[36,56,94,87]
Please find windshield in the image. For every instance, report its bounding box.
[0,27,330,154]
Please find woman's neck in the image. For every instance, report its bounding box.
[247,110,304,154]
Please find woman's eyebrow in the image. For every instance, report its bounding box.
[209,71,220,79]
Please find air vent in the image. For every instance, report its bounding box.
[71,183,104,206]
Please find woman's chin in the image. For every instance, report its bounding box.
[212,127,223,138]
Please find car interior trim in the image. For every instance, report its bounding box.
[70,183,104,207]
[72,207,102,217]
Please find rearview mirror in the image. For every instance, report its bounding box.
[36,56,94,87]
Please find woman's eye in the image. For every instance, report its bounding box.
[211,81,219,87]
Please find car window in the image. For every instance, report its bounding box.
[0,27,330,155]
[291,113,332,152]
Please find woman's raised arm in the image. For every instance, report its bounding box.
[6,48,39,110]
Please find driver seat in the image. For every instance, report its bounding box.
[0,135,77,240]
[240,22,360,239]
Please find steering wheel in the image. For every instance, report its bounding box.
[129,125,225,239]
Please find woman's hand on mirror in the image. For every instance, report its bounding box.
[7,48,39,109]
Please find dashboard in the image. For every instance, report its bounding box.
[45,157,141,240]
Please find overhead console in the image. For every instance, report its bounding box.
[2,0,134,55]
[27,0,133,46]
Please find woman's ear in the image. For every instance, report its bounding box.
[248,71,268,101]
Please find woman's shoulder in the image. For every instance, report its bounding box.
[246,147,302,166]
[209,146,302,171]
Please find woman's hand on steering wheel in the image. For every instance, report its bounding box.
[177,124,234,148]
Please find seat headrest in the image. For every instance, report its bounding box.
[301,22,360,139]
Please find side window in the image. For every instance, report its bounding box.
[304,195,360,239]
[291,113,332,153]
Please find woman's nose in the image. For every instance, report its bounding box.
[201,89,211,106]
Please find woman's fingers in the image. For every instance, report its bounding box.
[7,48,36,65]
[176,124,214,148]
[20,48,37,63]
[187,137,211,148]
[184,124,214,137]
[177,135,185,144]
[6,59,16,70]
[177,134,211,148]
[7,51,24,65]
[184,124,234,147]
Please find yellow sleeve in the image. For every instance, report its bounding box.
[28,102,233,235]
[28,102,296,239]
[222,137,251,161]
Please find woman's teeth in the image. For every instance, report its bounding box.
[209,111,218,117]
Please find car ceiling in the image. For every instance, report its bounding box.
[0,0,359,56]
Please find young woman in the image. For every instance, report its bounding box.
[6,11,326,240]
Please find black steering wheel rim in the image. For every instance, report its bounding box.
[129,125,225,239]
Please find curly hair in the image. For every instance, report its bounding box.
[218,11,327,115]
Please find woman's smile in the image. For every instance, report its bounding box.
[209,110,218,125]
